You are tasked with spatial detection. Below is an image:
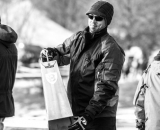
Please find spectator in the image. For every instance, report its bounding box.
[133,51,160,130]
[0,18,18,130]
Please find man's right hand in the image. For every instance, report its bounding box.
[46,47,58,57]
[136,119,145,130]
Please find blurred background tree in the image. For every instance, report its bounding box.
[31,0,97,31]
[20,44,42,67]
[113,0,160,59]
[1,0,160,67]
[31,0,160,58]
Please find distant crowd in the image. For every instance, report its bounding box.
[122,46,156,80]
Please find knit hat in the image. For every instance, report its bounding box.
[86,1,114,25]
[154,51,160,61]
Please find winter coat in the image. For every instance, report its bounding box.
[133,59,160,130]
[55,27,125,120]
[0,24,18,117]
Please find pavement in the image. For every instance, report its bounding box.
[117,108,136,130]
[7,67,137,130]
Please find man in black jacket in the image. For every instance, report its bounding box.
[46,1,125,130]
[0,18,18,130]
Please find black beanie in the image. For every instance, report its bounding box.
[86,1,114,25]
[154,51,160,61]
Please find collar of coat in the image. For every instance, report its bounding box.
[83,26,108,40]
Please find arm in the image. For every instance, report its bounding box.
[84,42,125,121]
[133,74,146,122]
[133,74,146,129]
[46,33,78,66]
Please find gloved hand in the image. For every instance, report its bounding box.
[41,53,47,62]
[46,47,58,58]
[41,49,55,62]
[136,119,145,130]
[68,116,87,130]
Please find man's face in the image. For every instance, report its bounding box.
[88,14,106,33]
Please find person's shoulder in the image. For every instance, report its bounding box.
[63,30,83,46]
[101,34,118,48]
[101,34,125,55]
[68,30,83,40]
[0,24,18,43]
[101,33,117,45]
[150,60,160,74]
[0,43,17,57]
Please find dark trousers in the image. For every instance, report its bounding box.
[86,117,116,130]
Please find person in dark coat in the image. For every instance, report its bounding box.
[0,18,18,130]
[45,1,125,130]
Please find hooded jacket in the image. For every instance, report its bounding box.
[133,53,160,130]
[55,27,125,120]
[0,24,18,117]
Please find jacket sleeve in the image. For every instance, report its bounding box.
[52,32,79,66]
[85,41,125,119]
[133,73,146,122]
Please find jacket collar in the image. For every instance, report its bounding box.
[84,26,108,40]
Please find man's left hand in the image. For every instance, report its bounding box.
[68,116,87,130]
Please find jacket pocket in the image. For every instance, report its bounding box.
[95,63,104,81]
[82,58,91,74]
[103,63,121,82]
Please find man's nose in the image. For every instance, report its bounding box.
[91,18,96,23]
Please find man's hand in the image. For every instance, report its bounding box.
[136,119,145,130]
[68,116,87,130]
[46,47,58,58]
[41,47,60,62]
[40,49,55,62]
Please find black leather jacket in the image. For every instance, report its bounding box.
[55,27,125,119]
[0,24,18,117]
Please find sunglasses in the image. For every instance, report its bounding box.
[88,15,104,21]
